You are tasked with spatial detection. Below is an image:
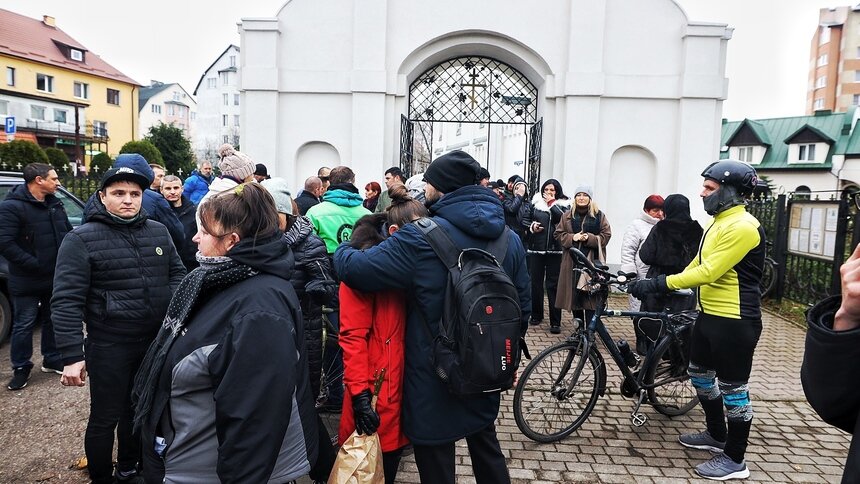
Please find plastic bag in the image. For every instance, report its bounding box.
[327,369,386,484]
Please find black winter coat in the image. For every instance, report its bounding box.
[638,218,703,312]
[0,184,72,295]
[52,199,186,364]
[802,296,860,484]
[171,196,199,271]
[284,215,336,398]
[502,192,529,242]
[521,193,571,253]
[295,190,320,216]
[140,234,318,483]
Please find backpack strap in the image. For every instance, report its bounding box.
[414,217,460,272]
[485,227,511,265]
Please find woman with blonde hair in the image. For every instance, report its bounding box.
[554,185,612,333]
[338,183,426,484]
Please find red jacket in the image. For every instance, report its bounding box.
[338,284,409,452]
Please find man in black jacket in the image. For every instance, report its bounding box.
[295,176,324,216]
[803,242,860,483]
[52,165,185,484]
[160,175,198,270]
[0,163,72,390]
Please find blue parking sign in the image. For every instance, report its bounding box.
[4,117,14,134]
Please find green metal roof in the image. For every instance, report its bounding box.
[720,107,857,170]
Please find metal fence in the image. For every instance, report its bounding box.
[59,174,100,202]
[747,192,857,306]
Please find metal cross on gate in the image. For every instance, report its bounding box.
[460,68,486,110]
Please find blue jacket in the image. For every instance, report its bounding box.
[183,170,213,205]
[334,185,531,445]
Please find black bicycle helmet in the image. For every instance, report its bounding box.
[701,159,758,196]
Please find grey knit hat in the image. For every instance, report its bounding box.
[573,185,593,199]
[217,144,255,182]
[260,177,295,216]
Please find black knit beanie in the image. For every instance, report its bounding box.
[423,150,481,194]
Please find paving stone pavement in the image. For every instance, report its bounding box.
[382,296,850,484]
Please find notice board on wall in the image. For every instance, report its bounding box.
[788,201,839,261]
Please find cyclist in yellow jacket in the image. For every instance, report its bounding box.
[630,159,765,481]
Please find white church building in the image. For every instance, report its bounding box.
[239,0,732,263]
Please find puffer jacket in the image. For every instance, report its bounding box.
[802,296,860,484]
[619,211,660,310]
[52,198,186,365]
[182,170,213,205]
[305,184,371,254]
[284,215,336,398]
[0,183,72,295]
[335,185,531,445]
[140,234,318,484]
[521,193,571,254]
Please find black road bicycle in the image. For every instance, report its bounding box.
[513,247,699,443]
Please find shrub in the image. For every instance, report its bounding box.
[90,152,113,175]
[44,147,71,173]
[0,140,49,171]
[119,140,164,166]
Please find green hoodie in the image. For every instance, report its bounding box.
[305,188,371,253]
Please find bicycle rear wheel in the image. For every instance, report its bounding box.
[644,336,697,416]
[513,340,604,443]
[760,258,776,298]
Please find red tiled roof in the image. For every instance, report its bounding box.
[0,8,139,86]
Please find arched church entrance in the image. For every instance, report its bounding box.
[400,56,543,194]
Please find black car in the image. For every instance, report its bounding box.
[0,173,86,342]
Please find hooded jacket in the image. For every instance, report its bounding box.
[305,184,371,254]
[140,234,319,484]
[521,192,571,254]
[334,185,531,445]
[284,215,336,398]
[295,190,321,216]
[619,210,661,311]
[802,296,860,484]
[52,197,186,364]
[182,169,213,205]
[0,183,73,295]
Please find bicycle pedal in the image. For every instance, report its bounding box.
[631,413,647,427]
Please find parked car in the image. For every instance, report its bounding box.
[0,172,86,343]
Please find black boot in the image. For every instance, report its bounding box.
[550,322,561,334]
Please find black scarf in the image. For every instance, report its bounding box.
[132,258,257,433]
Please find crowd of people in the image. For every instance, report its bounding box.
[2,145,857,483]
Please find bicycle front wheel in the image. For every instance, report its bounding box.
[513,340,604,443]
[760,258,776,298]
[644,336,697,416]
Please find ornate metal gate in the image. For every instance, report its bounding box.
[527,118,543,196]
[400,56,540,183]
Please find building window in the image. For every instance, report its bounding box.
[855,71,860,83]
[798,144,816,162]
[230,55,236,67]
[814,98,825,110]
[173,91,180,101]
[106,88,120,105]
[207,78,216,89]
[151,104,161,114]
[0,100,7,115]
[234,94,240,106]
[222,73,229,86]
[167,105,175,116]
[738,146,753,162]
[817,54,828,67]
[54,109,67,124]
[853,94,859,106]
[223,93,229,105]
[234,115,240,126]
[222,114,228,126]
[815,76,826,89]
[6,67,14,86]
[93,120,107,137]
[191,111,196,121]
[857,46,860,58]
[73,81,89,99]
[36,73,54,92]
[30,105,46,120]
[233,135,240,146]
[223,135,229,143]
[820,26,831,44]
[70,48,83,61]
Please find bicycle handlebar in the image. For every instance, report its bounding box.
[568,247,693,297]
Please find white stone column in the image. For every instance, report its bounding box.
[239,18,281,177]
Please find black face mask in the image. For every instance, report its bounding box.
[702,184,743,215]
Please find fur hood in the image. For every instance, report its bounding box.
[530,192,572,213]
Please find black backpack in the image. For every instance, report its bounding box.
[415,217,524,395]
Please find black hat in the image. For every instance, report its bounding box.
[100,166,150,191]
[254,163,269,177]
[478,167,491,180]
[423,151,480,194]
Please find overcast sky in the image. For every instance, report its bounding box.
[1,0,843,120]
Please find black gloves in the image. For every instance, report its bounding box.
[628,275,669,300]
[352,389,380,435]
[305,279,337,304]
